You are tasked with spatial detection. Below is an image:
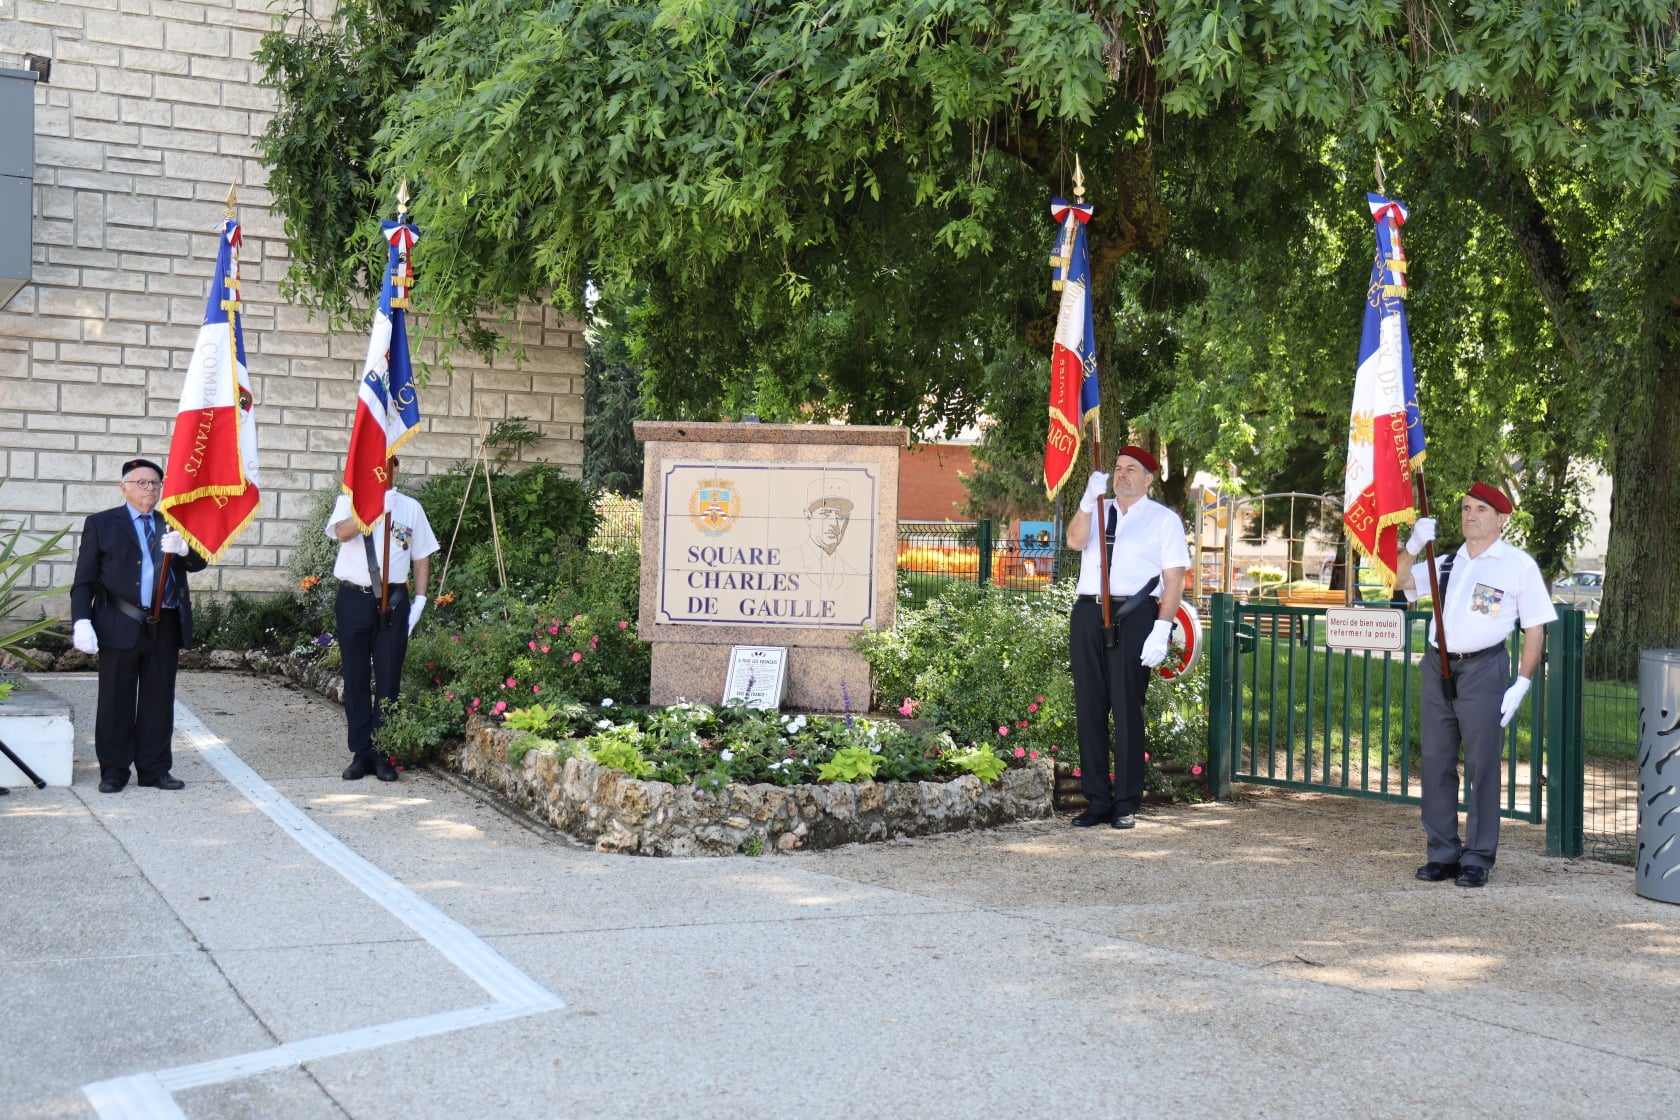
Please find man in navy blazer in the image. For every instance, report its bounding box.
[70,458,209,792]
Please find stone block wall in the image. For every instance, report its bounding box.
[0,0,586,613]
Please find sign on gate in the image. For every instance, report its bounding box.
[1323,607,1406,651]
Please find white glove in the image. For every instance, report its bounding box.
[159,529,189,556]
[1140,619,1174,668]
[1499,676,1532,728]
[407,594,427,636]
[72,619,99,655]
[1405,517,1437,555]
[1079,471,1110,513]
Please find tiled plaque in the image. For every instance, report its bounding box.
[656,462,878,628]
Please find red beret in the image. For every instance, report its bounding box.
[1466,481,1512,514]
[1116,444,1160,474]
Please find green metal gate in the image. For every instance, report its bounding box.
[1204,593,1585,857]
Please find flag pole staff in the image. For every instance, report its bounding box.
[1070,159,1115,637]
[378,180,409,626]
[153,181,237,621]
[1374,153,1453,695]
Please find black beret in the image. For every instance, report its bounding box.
[121,458,164,479]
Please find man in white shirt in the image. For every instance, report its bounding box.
[1064,445,1189,829]
[1397,481,1556,887]
[325,457,439,781]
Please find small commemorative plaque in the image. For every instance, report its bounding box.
[722,646,789,711]
[1323,607,1407,652]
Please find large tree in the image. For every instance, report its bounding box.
[259,0,1680,637]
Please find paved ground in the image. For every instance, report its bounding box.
[3,670,1678,1119]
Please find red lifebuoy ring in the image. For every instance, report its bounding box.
[1157,600,1202,681]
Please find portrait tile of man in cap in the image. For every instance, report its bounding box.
[790,475,860,592]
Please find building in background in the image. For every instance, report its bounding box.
[0,2,585,614]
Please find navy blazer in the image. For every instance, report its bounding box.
[70,506,209,651]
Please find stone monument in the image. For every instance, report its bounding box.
[634,421,908,710]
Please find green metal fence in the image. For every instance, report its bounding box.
[1576,623,1680,863]
[896,521,1079,600]
[1205,594,1586,856]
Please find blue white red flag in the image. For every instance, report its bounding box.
[343,217,422,533]
[1044,197,1101,500]
[159,217,260,560]
[1343,192,1427,589]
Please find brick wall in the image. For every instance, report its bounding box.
[0,0,585,614]
[897,444,975,522]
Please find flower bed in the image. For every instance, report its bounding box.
[453,716,1055,856]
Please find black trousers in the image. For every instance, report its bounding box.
[1070,598,1155,816]
[95,609,183,785]
[336,582,410,756]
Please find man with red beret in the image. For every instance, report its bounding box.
[70,457,209,792]
[1396,482,1556,886]
[1064,445,1189,829]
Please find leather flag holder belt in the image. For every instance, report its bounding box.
[107,594,168,626]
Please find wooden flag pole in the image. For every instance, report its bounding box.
[1415,472,1455,696]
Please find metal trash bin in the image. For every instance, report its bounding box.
[1636,649,1680,904]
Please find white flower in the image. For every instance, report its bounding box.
[601,697,614,708]
[595,719,613,729]
[720,749,734,762]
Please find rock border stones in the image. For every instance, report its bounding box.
[452,717,1055,857]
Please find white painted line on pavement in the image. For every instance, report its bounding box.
[82,702,564,1118]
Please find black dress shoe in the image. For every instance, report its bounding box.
[1111,813,1137,830]
[98,779,126,794]
[373,754,399,782]
[1071,808,1111,827]
[138,773,185,790]
[1415,861,1461,882]
[342,752,372,780]
[1455,865,1489,888]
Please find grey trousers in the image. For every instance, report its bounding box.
[1419,645,1510,869]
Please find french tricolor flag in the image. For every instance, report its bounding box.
[343,218,422,532]
[1343,192,1427,589]
[159,217,261,559]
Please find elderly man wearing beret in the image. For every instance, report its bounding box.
[1396,482,1556,887]
[1064,445,1189,830]
[70,457,209,793]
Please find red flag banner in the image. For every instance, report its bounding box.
[160,218,260,560]
[1044,197,1100,500]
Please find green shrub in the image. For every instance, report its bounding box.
[417,462,597,595]
[287,483,344,585]
[372,687,465,766]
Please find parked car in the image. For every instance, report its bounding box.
[1552,570,1604,612]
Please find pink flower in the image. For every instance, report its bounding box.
[997,726,1009,736]
[540,646,550,654]
[618,621,629,629]
[548,625,559,635]
[1029,750,1039,759]
[505,678,516,688]
[590,636,599,649]
[1050,745,1059,753]
[1143,752,1150,761]
[452,635,460,643]
[1027,703,1039,713]
[1016,719,1028,728]
[528,641,538,651]
[1013,747,1025,758]
[573,614,582,621]
[445,692,455,700]
[1036,695,1045,704]
[532,685,541,694]
[1072,768,1082,778]
[1192,764,1203,775]
[492,701,507,715]
[898,698,917,717]
[571,652,583,662]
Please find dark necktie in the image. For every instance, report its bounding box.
[142,514,177,608]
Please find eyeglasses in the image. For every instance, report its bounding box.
[124,479,163,489]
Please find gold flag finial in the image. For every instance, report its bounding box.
[397,179,410,215]
[1072,156,1086,204]
[1374,151,1387,194]
[224,181,237,217]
